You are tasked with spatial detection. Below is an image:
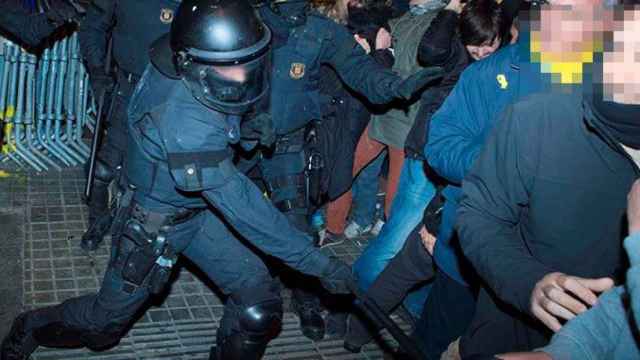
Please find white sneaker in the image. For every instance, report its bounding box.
[344,221,373,239]
[369,219,386,236]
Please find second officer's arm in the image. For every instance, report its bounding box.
[323,22,443,104]
[78,0,115,75]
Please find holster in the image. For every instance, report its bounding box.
[304,120,324,208]
[111,186,200,294]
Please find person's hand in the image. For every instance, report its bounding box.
[319,258,355,295]
[375,28,392,50]
[445,0,464,14]
[46,0,86,25]
[240,112,276,147]
[496,352,553,360]
[89,71,115,101]
[628,179,640,235]
[354,34,371,54]
[530,272,614,332]
[419,225,437,255]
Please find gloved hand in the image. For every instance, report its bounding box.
[319,258,355,295]
[88,68,115,101]
[240,112,276,148]
[46,0,86,25]
[393,66,445,100]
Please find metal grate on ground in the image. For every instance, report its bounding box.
[0,167,410,360]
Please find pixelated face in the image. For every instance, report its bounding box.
[528,0,607,83]
[601,7,640,104]
[466,37,502,61]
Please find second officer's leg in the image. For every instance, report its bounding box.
[82,91,129,251]
[259,134,327,341]
[181,212,283,360]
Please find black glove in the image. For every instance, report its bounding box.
[240,112,276,148]
[393,66,445,100]
[88,68,115,101]
[319,258,355,295]
[46,0,86,25]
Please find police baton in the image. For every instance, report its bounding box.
[84,38,117,200]
[347,280,428,360]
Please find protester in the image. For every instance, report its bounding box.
[456,0,638,356]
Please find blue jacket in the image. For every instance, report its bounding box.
[424,44,543,285]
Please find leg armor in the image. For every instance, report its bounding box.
[212,283,283,360]
[81,158,117,251]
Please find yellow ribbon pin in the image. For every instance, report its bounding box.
[496,74,508,89]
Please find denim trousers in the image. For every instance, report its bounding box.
[353,157,436,317]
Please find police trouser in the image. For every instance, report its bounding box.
[31,200,283,359]
[258,127,323,307]
[85,72,138,224]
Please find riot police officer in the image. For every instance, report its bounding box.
[0,1,353,359]
[78,0,181,251]
[0,0,83,47]
[240,0,443,341]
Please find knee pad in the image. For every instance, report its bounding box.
[216,283,283,360]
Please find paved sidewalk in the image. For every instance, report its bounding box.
[0,167,411,360]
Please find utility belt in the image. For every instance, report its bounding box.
[269,121,325,212]
[112,185,202,294]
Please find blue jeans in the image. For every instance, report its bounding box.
[351,150,386,227]
[353,158,436,317]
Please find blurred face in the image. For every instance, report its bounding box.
[212,64,248,83]
[529,0,606,83]
[466,37,502,60]
[601,8,640,104]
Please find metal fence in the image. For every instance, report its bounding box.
[0,34,95,172]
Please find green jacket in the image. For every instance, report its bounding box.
[369,9,440,149]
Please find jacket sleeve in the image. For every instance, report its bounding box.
[201,175,331,278]
[323,23,401,104]
[0,7,56,47]
[425,71,481,184]
[78,0,115,72]
[456,103,553,314]
[539,287,628,360]
[418,10,462,69]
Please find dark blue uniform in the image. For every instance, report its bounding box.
[254,7,409,227]
[24,63,335,358]
[78,0,181,249]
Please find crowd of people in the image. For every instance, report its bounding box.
[0,0,639,359]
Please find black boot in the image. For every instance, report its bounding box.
[1,313,39,360]
[291,295,325,341]
[81,179,112,251]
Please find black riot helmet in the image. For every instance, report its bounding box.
[150,0,272,114]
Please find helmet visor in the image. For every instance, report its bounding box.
[186,51,271,114]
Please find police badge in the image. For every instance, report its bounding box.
[289,62,305,79]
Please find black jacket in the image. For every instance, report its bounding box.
[457,91,640,354]
[316,7,394,201]
[404,9,470,159]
